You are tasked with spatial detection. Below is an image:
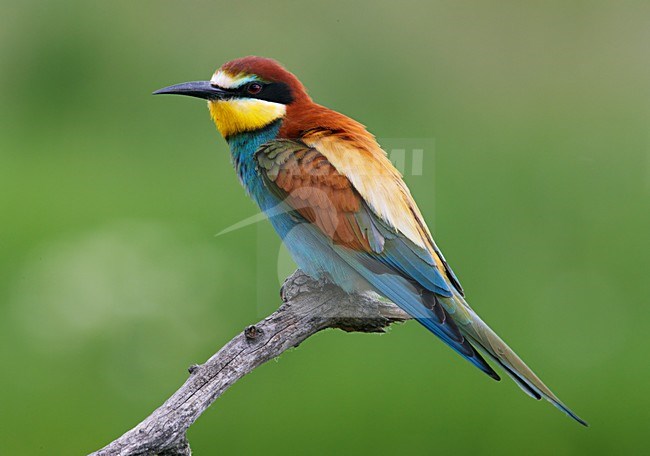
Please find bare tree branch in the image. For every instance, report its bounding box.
[89,270,410,456]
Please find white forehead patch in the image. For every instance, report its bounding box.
[210,71,258,89]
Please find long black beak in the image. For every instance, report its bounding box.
[152,81,228,100]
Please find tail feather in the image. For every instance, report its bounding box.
[327,237,587,425]
[453,296,588,426]
[471,341,542,400]
[335,247,502,380]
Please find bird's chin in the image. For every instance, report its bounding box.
[208,98,286,138]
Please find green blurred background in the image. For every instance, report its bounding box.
[1,1,648,454]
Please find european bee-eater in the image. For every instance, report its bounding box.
[154,56,586,426]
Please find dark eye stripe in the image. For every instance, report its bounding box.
[252,81,294,104]
[217,81,294,105]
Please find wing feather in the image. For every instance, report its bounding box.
[255,138,499,380]
[254,131,586,424]
[302,128,465,296]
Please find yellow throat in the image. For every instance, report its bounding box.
[208,98,286,138]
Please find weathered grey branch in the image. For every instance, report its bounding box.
[89,270,410,456]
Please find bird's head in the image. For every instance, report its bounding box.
[154,56,310,139]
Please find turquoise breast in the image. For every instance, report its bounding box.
[225,121,282,211]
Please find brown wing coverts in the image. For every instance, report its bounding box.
[256,140,372,251]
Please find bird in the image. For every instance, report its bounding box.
[154,56,586,426]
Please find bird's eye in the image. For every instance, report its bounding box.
[247,82,263,95]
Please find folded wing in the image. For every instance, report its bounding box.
[255,137,499,380]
